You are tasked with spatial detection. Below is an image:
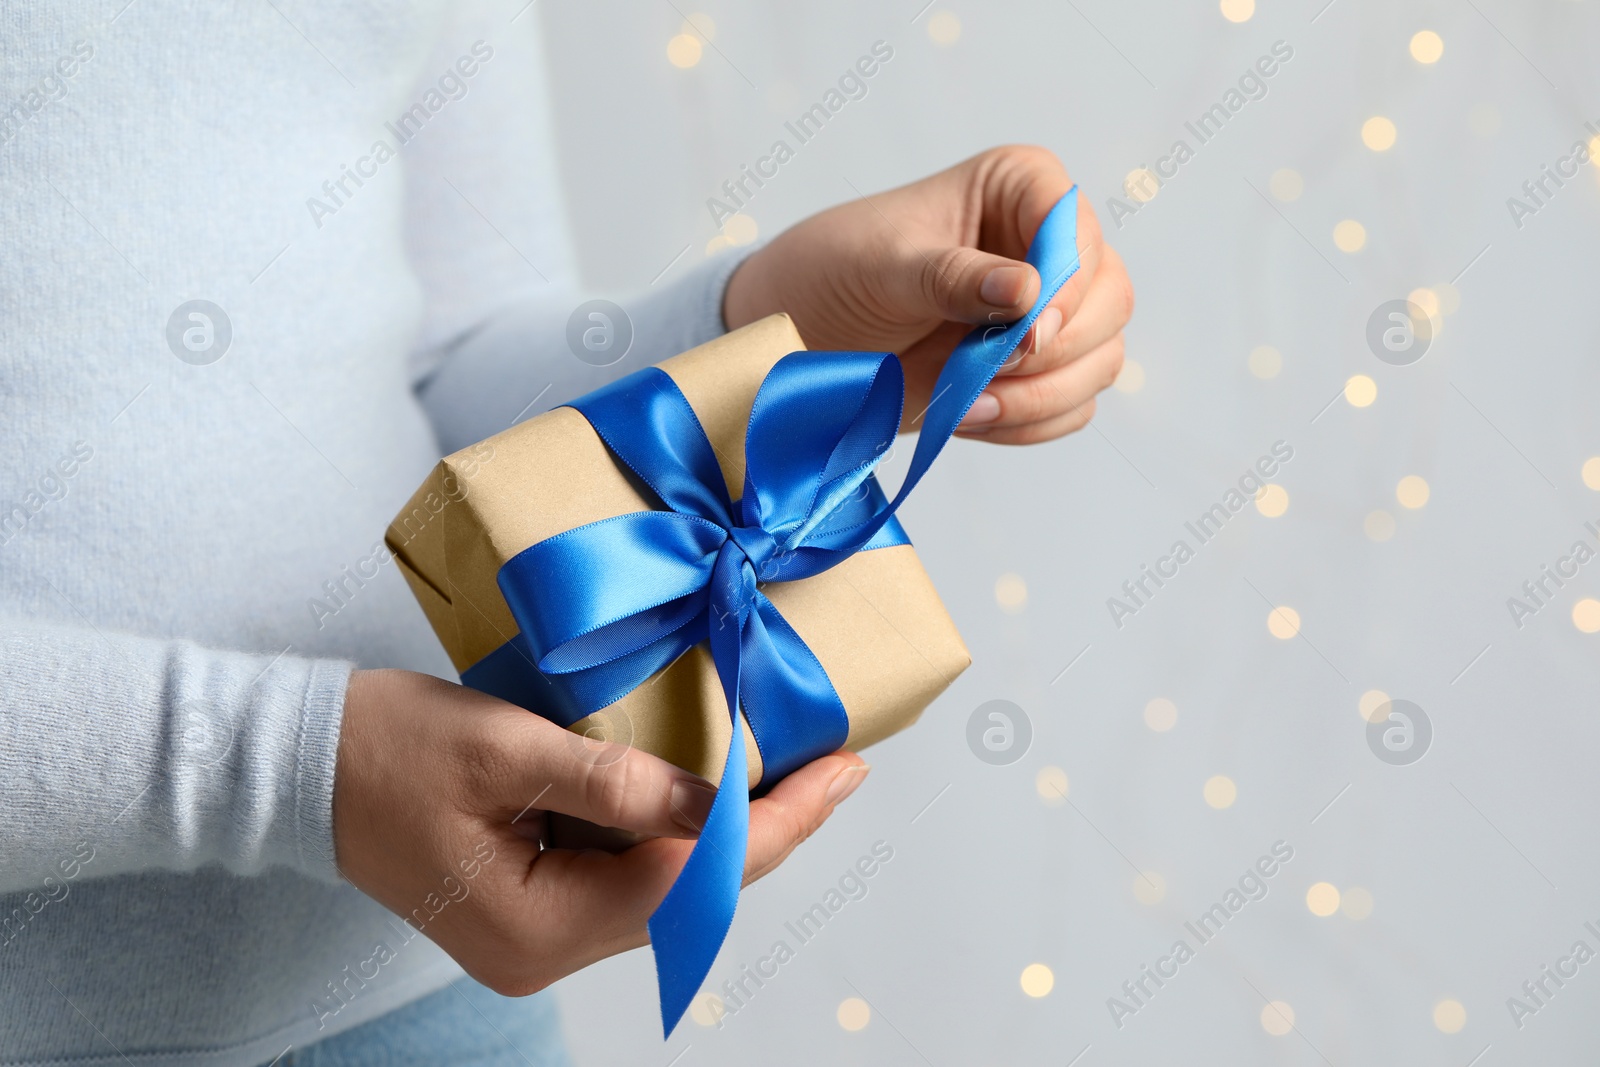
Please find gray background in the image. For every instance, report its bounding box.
[538,1,1600,1064]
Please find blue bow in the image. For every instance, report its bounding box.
[463,186,1083,1035]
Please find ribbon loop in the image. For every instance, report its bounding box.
[500,511,725,674]
[740,350,904,549]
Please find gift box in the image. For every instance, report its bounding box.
[385,187,1082,1035]
[386,312,970,791]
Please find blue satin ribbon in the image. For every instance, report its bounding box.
[462,186,1083,1036]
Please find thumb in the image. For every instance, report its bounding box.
[743,751,869,885]
[888,243,1040,326]
[491,711,719,840]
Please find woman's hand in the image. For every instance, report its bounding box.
[333,669,868,995]
[724,145,1133,445]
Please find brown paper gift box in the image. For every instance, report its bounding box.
[385,313,970,792]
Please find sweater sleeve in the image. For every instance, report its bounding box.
[416,248,755,456]
[0,618,351,895]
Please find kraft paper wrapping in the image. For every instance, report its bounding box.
[386,313,971,792]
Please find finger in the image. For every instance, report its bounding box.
[963,147,1105,324]
[1000,244,1133,377]
[959,400,1099,446]
[881,241,1042,328]
[956,333,1124,437]
[895,320,969,432]
[484,710,719,840]
[1014,187,1107,344]
[980,187,1109,378]
[745,751,869,885]
[494,843,689,981]
[995,304,1063,377]
[499,752,872,978]
[963,143,1077,256]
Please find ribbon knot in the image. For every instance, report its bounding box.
[710,538,758,633]
[472,187,1083,1038]
[725,524,779,578]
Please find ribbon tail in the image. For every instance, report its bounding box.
[739,593,850,791]
[887,186,1082,513]
[649,548,752,1037]
[648,723,747,1037]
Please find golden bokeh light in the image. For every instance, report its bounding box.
[1408,287,1441,319]
[1114,359,1146,393]
[1260,1001,1295,1036]
[1249,345,1282,379]
[1333,220,1367,253]
[1133,871,1166,905]
[1358,689,1391,723]
[1344,374,1377,407]
[1020,963,1055,998]
[1035,766,1069,804]
[1269,168,1303,202]
[1361,116,1397,151]
[666,34,703,68]
[1306,882,1340,917]
[1581,457,1600,490]
[1144,697,1178,732]
[1364,510,1396,541]
[1410,30,1444,64]
[1124,168,1160,203]
[1341,886,1374,919]
[1396,475,1430,509]
[1255,484,1289,517]
[722,213,759,246]
[1573,598,1600,634]
[927,11,961,45]
[1220,0,1255,22]
[837,997,871,1031]
[995,572,1028,613]
[1434,999,1467,1034]
[1268,606,1301,639]
[690,993,726,1027]
[1204,775,1237,809]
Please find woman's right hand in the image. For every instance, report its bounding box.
[332,668,870,995]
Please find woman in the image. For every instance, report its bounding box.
[0,3,1130,1064]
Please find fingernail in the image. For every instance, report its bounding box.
[669,777,717,834]
[824,763,871,807]
[980,266,1029,308]
[957,392,1000,428]
[1000,306,1062,378]
[1037,306,1063,348]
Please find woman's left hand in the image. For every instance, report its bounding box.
[723,145,1134,445]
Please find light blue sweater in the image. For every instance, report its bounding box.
[0,3,742,1063]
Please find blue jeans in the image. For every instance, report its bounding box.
[267,979,572,1067]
